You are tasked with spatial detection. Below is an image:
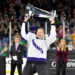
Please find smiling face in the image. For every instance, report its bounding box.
[14,34,20,44]
[36,28,45,39]
[60,39,66,46]
[59,39,67,51]
[14,38,20,44]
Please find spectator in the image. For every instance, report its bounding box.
[65,29,72,43]
[56,39,68,75]
[67,41,73,51]
[10,34,24,75]
[57,25,63,40]
[3,7,9,24]
[1,42,9,57]
[13,25,20,35]
[60,10,66,24]
[70,28,75,44]
[0,24,5,38]
[36,20,41,28]
[56,18,61,28]
[72,43,75,50]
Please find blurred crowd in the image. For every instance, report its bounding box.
[0,0,75,57]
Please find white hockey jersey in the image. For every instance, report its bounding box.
[21,22,56,62]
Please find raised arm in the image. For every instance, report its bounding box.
[46,20,57,47]
[21,16,36,41]
[21,22,29,41]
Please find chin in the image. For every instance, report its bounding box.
[39,37,42,38]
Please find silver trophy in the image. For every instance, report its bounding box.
[25,3,58,21]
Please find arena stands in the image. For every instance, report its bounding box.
[0,0,75,56]
[0,0,75,75]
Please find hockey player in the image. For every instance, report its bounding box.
[21,16,57,75]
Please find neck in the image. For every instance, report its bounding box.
[15,43,19,44]
[5,46,7,48]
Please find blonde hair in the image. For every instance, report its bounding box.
[58,39,67,51]
[14,34,21,39]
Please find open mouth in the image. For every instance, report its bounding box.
[38,35,41,37]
